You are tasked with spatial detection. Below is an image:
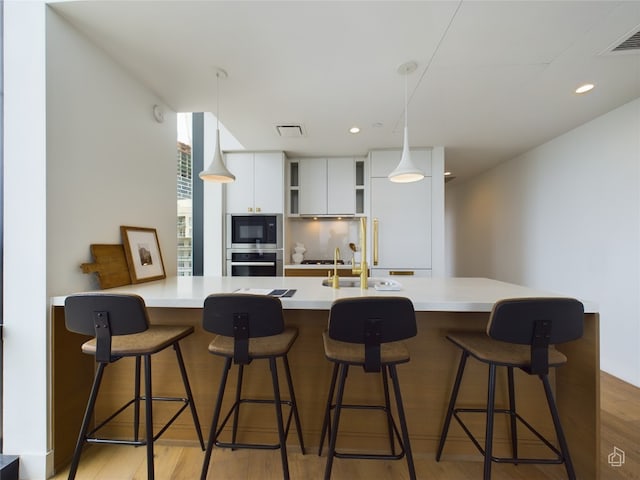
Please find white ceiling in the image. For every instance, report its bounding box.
[50,1,640,182]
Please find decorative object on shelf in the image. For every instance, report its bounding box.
[292,242,306,264]
[120,226,166,283]
[388,61,425,184]
[199,67,235,183]
[80,244,132,289]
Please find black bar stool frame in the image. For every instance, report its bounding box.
[64,293,205,480]
[200,294,305,480]
[319,296,418,480]
[436,297,584,480]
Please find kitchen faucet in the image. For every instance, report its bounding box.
[331,247,341,289]
[351,217,368,289]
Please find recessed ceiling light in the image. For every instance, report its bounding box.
[575,83,595,94]
[444,171,452,176]
[349,126,360,134]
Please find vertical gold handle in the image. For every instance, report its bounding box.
[248,207,253,213]
[373,218,379,266]
[256,207,261,212]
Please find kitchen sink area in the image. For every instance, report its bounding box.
[320,277,402,290]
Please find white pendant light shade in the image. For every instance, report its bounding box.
[389,61,424,184]
[388,126,424,183]
[199,67,235,183]
[199,128,235,183]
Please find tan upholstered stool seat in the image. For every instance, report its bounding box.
[208,326,298,358]
[82,325,194,356]
[446,332,568,368]
[322,330,410,365]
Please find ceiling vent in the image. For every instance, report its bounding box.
[606,27,640,54]
[613,30,640,52]
[276,124,306,137]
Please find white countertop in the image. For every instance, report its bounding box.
[51,276,597,313]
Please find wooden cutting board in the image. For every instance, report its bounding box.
[80,244,131,289]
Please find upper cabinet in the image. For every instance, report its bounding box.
[225,152,285,214]
[288,157,366,216]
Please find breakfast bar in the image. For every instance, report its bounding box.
[51,276,599,478]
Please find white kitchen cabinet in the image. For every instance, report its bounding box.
[225,151,285,214]
[327,157,356,214]
[294,157,360,216]
[298,158,327,215]
[369,148,444,275]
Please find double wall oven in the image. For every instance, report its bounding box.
[225,214,283,276]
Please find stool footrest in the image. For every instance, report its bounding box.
[322,403,406,461]
[453,408,565,464]
[214,398,296,451]
[86,395,191,446]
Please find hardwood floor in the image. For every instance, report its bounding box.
[50,372,639,480]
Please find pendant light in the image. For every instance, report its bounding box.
[199,68,235,183]
[388,61,424,183]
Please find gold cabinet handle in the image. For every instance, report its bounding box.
[248,207,253,213]
[389,271,414,276]
[373,218,379,266]
[256,207,261,212]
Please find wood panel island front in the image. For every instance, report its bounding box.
[51,276,599,478]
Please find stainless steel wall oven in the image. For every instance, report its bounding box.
[225,249,283,277]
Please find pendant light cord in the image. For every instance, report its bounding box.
[216,72,220,130]
[404,69,408,129]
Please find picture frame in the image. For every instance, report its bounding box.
[120,226,166,283]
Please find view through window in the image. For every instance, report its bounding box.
[177,113,192,276]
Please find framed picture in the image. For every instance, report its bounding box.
[120,226,166,283]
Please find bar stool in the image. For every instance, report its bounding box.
[200,293,305,480]
[64,293,205,480]
[436,297,584,480]
[319,296,418,480]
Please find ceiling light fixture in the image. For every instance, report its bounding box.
[575,83,595,94]
[349,126,360,134]
[199,67,235,183]
[389,61,424,183]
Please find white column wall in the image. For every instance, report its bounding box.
[447,97,640,386]
[3,2,49,478]
[202,113,224,276]
[202,113,244,276]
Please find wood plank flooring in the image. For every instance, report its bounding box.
[50,371,639,480]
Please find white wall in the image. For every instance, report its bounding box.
[46,9,178,294]
[447,97,640,387]
[4,3,179,478]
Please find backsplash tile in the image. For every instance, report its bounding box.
[286,218,362,263]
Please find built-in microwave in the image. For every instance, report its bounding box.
[226,214,283,250]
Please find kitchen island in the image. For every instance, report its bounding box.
[51,276,599,478]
